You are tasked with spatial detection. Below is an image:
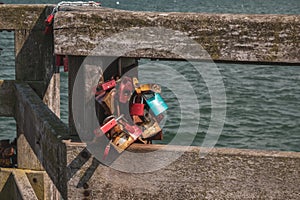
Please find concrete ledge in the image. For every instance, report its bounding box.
[54,7,300,64]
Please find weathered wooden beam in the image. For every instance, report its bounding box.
[13,82,78,198]
[0,169,38,200]
[54,7,300,64]
[0,168,57,200]
[8,4,60,117]
[0,4,53,30]
[0,80,15,117]
[66,144,300,199]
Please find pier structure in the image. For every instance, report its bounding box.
[0,4,299,199]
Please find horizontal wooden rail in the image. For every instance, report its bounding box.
[54,7,300,64]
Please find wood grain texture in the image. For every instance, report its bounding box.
[66,144,300,199]
[13,83,71,198]
[0,4,53,30]
[0,80,15,117]
[54,7,300,64]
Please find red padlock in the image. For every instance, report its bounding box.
[101,79,116,91]
[118,76,133,103]
[45,14,54,25]
[63,56,68,72]
[94,115,123,137]
[130,95,145,116]
[55,55,63,67]
[44,25,53,35]
[95,118,117,137]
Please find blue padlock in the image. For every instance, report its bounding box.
[145,93,168,116]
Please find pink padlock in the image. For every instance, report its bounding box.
[101,79,116,91]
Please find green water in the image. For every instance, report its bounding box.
[0,0,299,152]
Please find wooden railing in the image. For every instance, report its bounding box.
[0,4,299,200]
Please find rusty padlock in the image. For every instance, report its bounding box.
[132,115,143,124]
[112,131,135,153]
[141,120,162,139]
[130,95,145,116]
[101,88,117,114]
[135,83,161,94]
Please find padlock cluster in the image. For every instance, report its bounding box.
[0,139,17,168]
[94,75,168,159]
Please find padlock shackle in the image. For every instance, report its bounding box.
[133,95,144,104]
[102,114,124,124]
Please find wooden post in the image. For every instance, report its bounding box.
[10,5,61,199]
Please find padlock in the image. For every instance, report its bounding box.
[103,141,111,160]
[45,14,54,25]
[55,55,63,67]
[130,95,145,116]
[132,115,143,124]
[141,120,162,139]
[101,88,116,114]
[122,122,143,140]
[118,76,133,103]
[44,25,53,35]
[95,90,106,103]
[63,56,68,72]
[94,115,123,137]
[145,93,168,116]
[111,132,134,153]
[101,79,116,91]
[135,84,161,94]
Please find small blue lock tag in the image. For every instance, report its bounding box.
[145,93,168,116]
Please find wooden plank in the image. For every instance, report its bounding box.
[0,80,15,117]
[0,169,11,192]
[0,5,53,30]
[12,170,39,200]
[12,5,60,117]
[0,168,55,200]
[54,7,300,64]
[66,143,300,199]
[13,82,78,199]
